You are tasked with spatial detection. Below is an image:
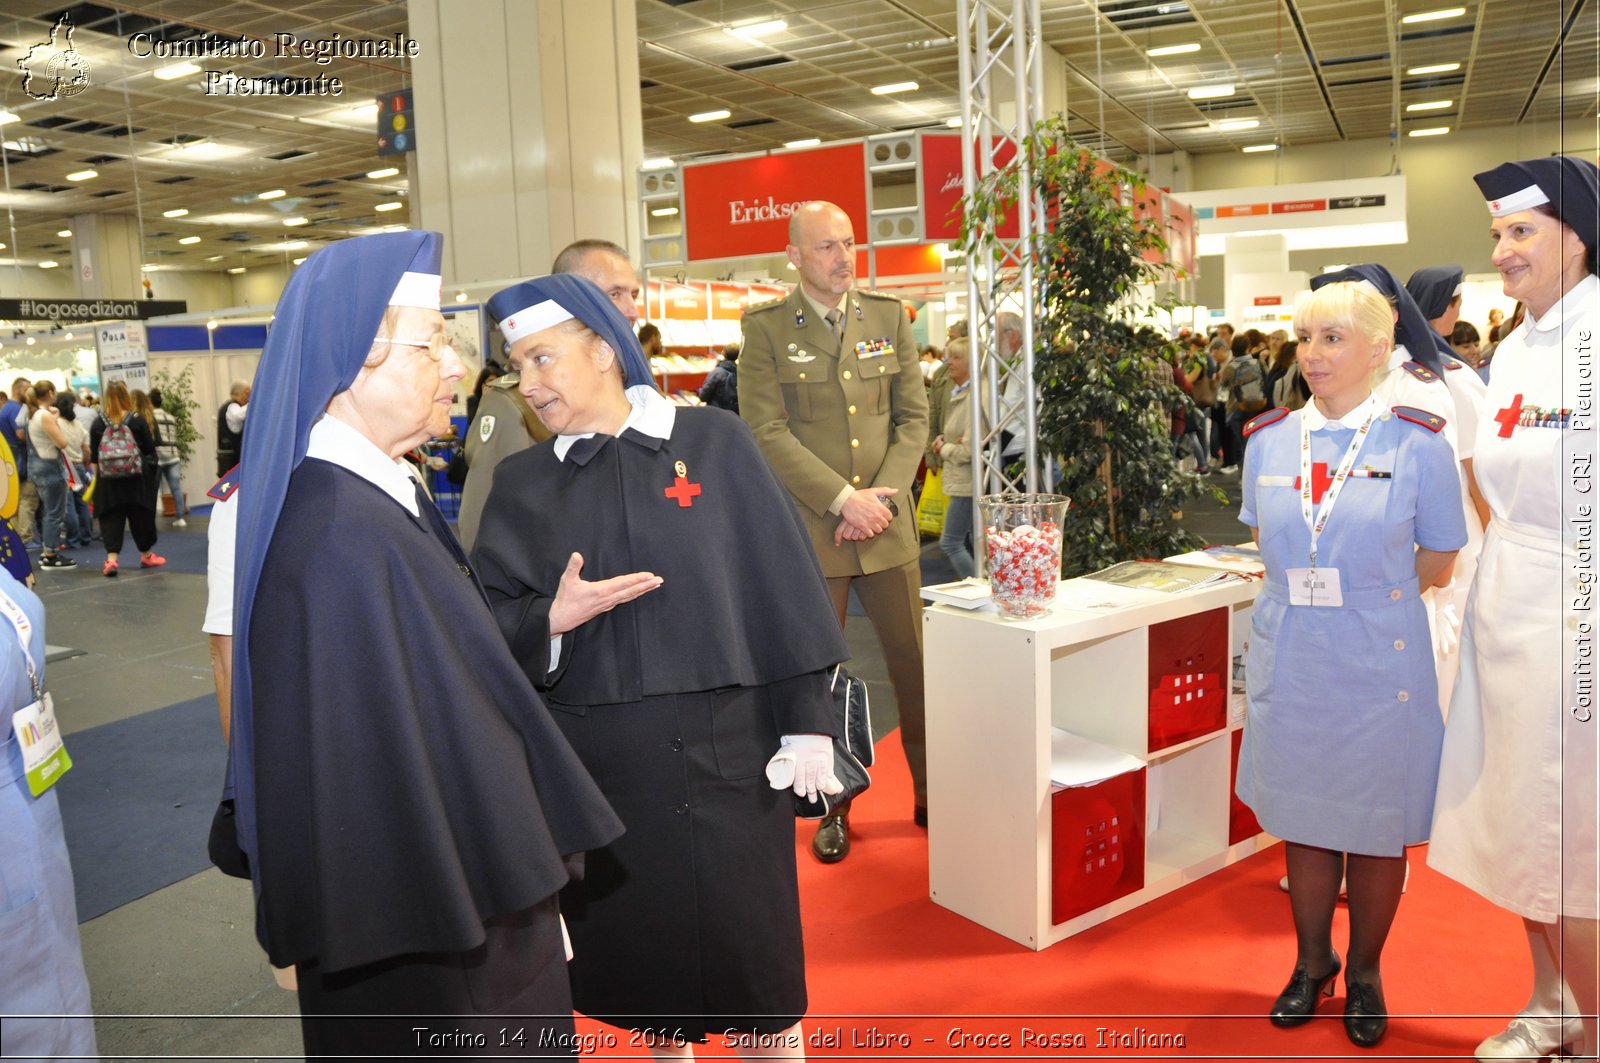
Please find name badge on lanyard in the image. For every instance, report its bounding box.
[1289,408,1378,609]
[0,589,69,795]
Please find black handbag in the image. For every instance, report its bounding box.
[207,797,252,880]
[795,665,875,820]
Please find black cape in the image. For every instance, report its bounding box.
[473,406,848,709]
[247,459,622,974]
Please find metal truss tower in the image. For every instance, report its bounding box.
[955,0,1050,500]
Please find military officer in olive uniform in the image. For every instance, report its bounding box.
[739,200,930,863]
[458,239,643,552]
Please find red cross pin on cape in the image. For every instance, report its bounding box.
[664,459,702,508]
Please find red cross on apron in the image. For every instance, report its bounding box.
[1494,393,1525,438]
[1293,462,1336,504]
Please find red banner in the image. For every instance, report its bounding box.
[654,281,708,320]
[920,133,1019,242]
[681,144,868,262]
[1271,199,1326,214]
[1165,198,1198,276]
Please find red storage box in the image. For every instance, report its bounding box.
[1051,768,1146,924]
[1147,607,1229,752]
[1229,727,1263,845]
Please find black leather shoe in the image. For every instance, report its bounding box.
[913,806,928,828]
[1268,951,1341,1027]
[1343,977,1387,1047]
[811,812,849,863]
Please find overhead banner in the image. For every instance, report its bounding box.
[681,144,868,262]
[921,133,1019,242]
[0,297,187,324]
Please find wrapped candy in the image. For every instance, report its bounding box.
[979,494,1070,619]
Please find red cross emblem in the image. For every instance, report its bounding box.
[1494,393,1525,438]
[664,459,702,508]
[1294,462,1336,504]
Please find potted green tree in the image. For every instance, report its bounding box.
[957,115,1219,577]
[150,365,202,515]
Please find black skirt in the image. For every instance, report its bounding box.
[554,688,806,1041]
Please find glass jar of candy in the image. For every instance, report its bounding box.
[979,493,1070,619]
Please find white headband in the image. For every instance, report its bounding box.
[1486,184,1550,217]
[498,298,575,344]
[388,271,442,310]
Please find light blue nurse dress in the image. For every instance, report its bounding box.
[0,568,97,1056]
[1236,398,1467,856]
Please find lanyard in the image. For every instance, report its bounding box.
[1300,406,1378,568]
[0,587,41,702]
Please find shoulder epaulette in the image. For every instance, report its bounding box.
[486,373,521,390]
[858,288,901,302]
[1400,360,1440,383]
[1391,406,1447,432]
[208,464,240,502]
[743,296,787,313]
[1242,406,1290,437]
[1443,359,1466,371]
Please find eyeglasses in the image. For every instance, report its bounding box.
[375,333,453,361]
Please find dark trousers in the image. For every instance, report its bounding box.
[827,559,926,805]
[98,503,157,556]
[296,898,576,1060]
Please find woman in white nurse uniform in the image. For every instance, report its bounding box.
[1429,156,1600,1063]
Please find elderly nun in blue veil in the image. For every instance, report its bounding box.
[225,231,621,1057]
[471,274,849,1057]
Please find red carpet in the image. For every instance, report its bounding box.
[580,731,1530,1060]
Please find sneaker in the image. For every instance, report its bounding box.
[103,558,118,578]
[38,553,76,569]
[173,518,187,528]
[139,552,167,568]
[1476,1014,1585,1060]
[1220,464,1240,475]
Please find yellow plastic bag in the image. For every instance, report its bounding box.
[917,467,947,537]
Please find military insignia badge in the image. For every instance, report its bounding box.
[788,351,816,363]
[479,415,496,443]
[855,338,894,359]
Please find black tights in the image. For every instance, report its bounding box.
[1284,842,1408,985]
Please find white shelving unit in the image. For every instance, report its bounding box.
[925,576,1270,951]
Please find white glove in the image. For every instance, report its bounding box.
[1432,591,1461,658]
[764,734,845,800]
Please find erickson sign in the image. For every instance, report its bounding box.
[0,298,188,324]
[681,144,868,262]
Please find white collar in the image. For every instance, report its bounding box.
[304,413,419,516]
[553,385,676,462]
[1529,273,1600,334]
[1387,343,1410,370]
[1301,391,1380,432]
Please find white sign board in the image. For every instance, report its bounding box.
[96,321,149,393]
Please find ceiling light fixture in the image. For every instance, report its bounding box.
[689,109,732,123]
[153,61,199,80]
[34,262,55,270]
[24,335,35,343]
[455,291,468,303]
[725,18,786,38]
[283,216,308,226]
[1406,62,1461,75]
[178,235,201,245]
[1405,99,1453,111]
[206,319,218,330]
[1401,7,1465,23]
[1242,143,1277,153]
[1148,42,1201,57]
[642,157,675,170]
[1212,118,1261,131]
[366,167,399,179]
[374,200,403,212]
[946,116,963,127]
[65,169,96,181]
[56,229,71,238]
[258,189,286,200]
[784,138,821,149]
[0,111,18,126]
[162,208,189,218]
[1409,126,1451,136]
[871,81,919,95]
[226,267,246,274]
[292,257,306,265]
[650,206,680,217]
[1187,83,1236,100]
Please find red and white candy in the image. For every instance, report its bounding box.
[985,520,1063,618]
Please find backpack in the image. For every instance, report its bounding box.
[1232,356,1269,414]
[98,416,142,478]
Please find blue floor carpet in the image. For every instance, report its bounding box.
[55,695,226,921]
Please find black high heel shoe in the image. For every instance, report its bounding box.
[1343,977,1387,1047]
[1268,951,1341,1027]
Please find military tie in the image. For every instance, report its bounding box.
[825,307,843,349]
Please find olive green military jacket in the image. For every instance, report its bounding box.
[738,286,928,578]
[457,377,550,552]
